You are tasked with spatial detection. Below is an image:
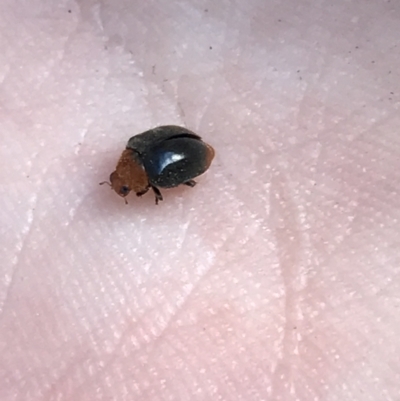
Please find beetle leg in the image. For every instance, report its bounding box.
[151,186,163,205]
[184,180,197,187]
[136,187,150,197]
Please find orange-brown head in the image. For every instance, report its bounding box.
[103,149,150,200]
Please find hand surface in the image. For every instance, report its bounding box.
[1,1,400,400]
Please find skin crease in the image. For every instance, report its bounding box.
[1,1,400,400]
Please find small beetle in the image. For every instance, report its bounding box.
[101,125,215,204]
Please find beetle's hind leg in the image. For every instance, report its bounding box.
[184,180,197,187]
[151,186,163,205]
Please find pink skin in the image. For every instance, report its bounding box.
[1,1,400,400]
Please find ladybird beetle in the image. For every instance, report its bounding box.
[101,125,215,204]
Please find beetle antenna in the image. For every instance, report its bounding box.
[99,181,111,187]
